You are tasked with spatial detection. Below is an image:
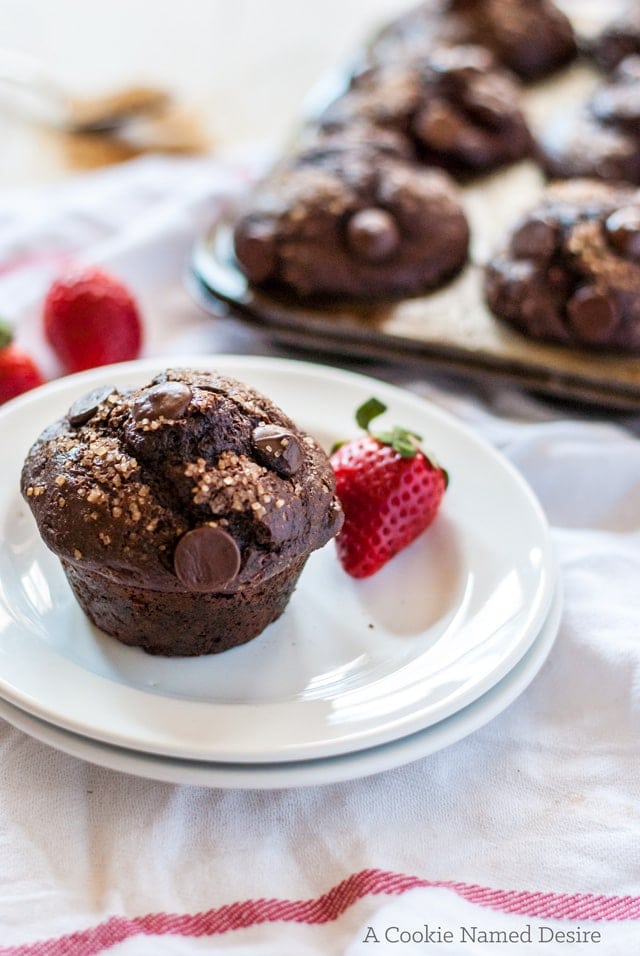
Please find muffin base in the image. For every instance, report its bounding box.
[61,556,308,656]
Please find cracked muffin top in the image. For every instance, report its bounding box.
[232,141,470,299]
[20,368,343,594]
[484,180,640,349]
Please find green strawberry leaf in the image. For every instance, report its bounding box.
[345,396,450,481]
[0,319,14,351]
[354,398,423,458]
[355,397,387,430]
[373,426,422,458]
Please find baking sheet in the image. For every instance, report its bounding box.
[191,3,640,411]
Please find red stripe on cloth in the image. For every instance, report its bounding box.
[2,868,640,956]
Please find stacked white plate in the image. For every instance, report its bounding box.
[0,357,561,788]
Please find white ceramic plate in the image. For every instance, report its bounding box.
[0,356,555,762]
[0,585,561,788]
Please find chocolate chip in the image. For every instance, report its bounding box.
[173,526,241,592]
[413,100,465,150]
[345,208,400,262]
[233,219,277,282]
[511,217,559,262]
[461,75,511,130]
[566,286,620,343]
[605,207,640,261]
[252,424,303,476]
[462,91,504,129]
[68,386,116,427]
[133,382,192,422]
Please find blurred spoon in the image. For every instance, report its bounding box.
[0,48,170,133]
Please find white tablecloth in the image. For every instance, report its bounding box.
[1,154,639,955]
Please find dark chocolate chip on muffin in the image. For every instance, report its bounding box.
[232,142,470,300]
[484,180,640,349]
[21,368,343,656]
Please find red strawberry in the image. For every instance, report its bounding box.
[0,321,45,405]
[43,266,143,373]
[330,397,448,578]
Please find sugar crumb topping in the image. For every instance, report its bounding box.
[23,370,337,575]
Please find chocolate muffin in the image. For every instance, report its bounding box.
[484,180,640,349]
[592,3,640,73]
[537,57,640,185]
[313,45,531,176]
[21,369,343,656]
[365,0,577,81]
[232,141,470,299]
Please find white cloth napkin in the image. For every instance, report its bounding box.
[1,154,640,955]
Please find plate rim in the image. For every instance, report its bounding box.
[0,582,562,789]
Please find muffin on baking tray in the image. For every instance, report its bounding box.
[20,368,343,656]
[484,180,640,349]
[537,57,640,185]
[232,140,470,300]
[364,0,577,82]
[314,45,532,176]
